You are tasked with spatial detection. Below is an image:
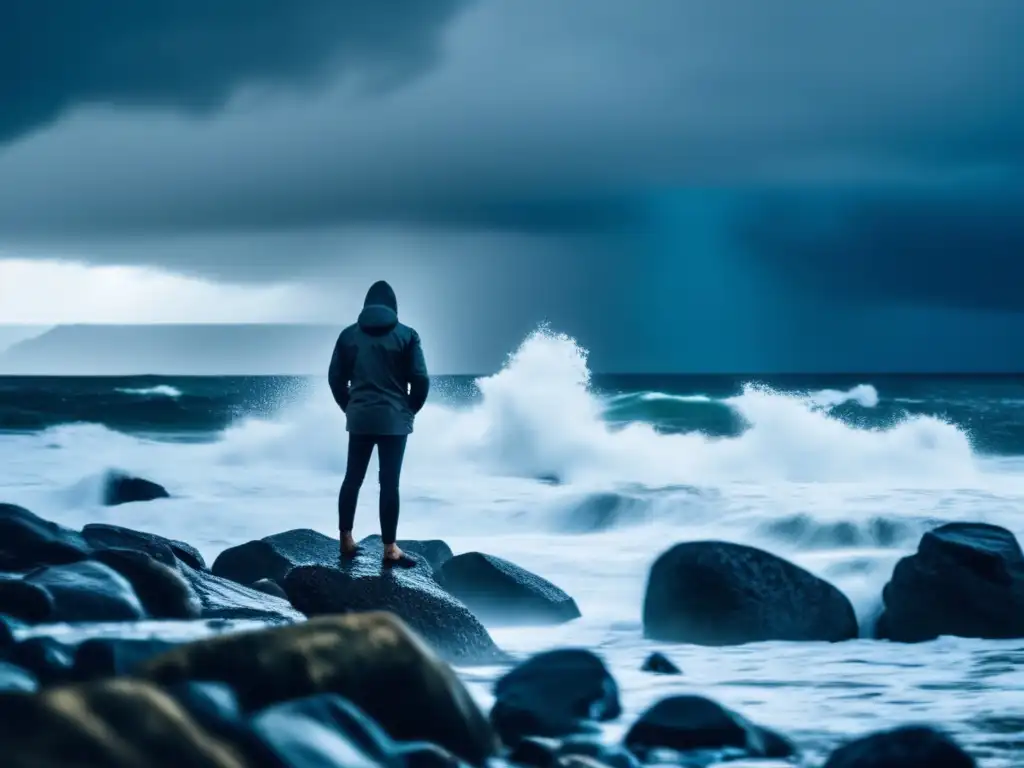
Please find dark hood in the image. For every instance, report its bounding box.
[358,280,398,335]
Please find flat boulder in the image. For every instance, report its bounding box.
[624,695,794,762]
[876,523,1024,642]
[0,504,90,571]
[0,561,145,624]
[642,541,858,645]
[179,564,303,624]
[212,529,338,587]
[823,725,976,767]
[438,552,581,626]
[139,612,498,766]
[0,678,245,767]
[491,649,620,745]
[102,471,170,506]
[284,542,501,664]
[82,523,206,570]
[359,535,454,575]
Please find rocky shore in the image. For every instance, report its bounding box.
[2,486,1019,767]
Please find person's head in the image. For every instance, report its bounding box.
[363,280,397,313]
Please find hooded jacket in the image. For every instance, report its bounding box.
[328,280,430,435]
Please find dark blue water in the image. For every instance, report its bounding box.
[4,374,1024,455]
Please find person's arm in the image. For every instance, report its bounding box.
[327,333,353,412]
[406,330,430,414]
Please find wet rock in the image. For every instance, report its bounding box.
[507,736,560,767]
[5,636,77,686]
[558,758,614,768]
[102,471,170,506]
[624,695,794,761]
[82,523,207,570]
[823,725,976,767]
[162,681,258,756]
[250,578,288,600]
[212,529,339,587]
[0,661,38,692]
[92,549,201,619]
[0,614,23,648]
[876,523,1024,642]
[139,612,497,766]
[0,579,53,623]
[73,638,181,681]
[0,561,145,624]
[359,535,454,575]
[438,553,581,627]
[642,540,858,645]
[284,544,501,664]
[558,737,642,768]
[0,504,90,570]
[0,678,245,767]
[640,652,681,675]
[491,649,620,746]
[179,564,303,624]
[250,693,417,768]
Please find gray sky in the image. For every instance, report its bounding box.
[1,0,1023,372]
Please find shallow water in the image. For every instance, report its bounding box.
[3,330,1024,764]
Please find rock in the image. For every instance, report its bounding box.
[73,638,181,681]
[82,523,207,570]
[0,661,38,692]
[139,612,497,766]
[359,535,454,575]
[507,736,560,768]
[0,579,53,623]
[491,649,620,745]
[5,636,77,686]
[0,614,23,648]
[0,504,90,570]
[642,540,858,645]
[249,693,408,768]
[558,737,642,768]
[623,695,794,761]
[161,682,259,756]
[102,471,171,506]
[823,725,976,767]
[212,529,339,587]
[876,523,1024,642]
[250,578,289,600]
[438,553,581,627]
[92,549,202,619]
[0,678,246,767]
[179,564,303,624]
[0,561,146,624]
[640,652,681,675]
[284,544,501,664]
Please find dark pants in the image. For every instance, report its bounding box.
[338,434,408,545]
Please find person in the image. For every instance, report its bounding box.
[328,280,430,564]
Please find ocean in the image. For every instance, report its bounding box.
[2,329,1023,766]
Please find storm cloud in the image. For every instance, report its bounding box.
[738,190,1024,311]
[0,0,469,145]
[1,0,1022,258]
[2,1,1023,372]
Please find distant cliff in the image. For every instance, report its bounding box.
[0,324,341,375]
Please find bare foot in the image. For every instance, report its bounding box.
[383,543,405,561]
[340,531,359,558]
